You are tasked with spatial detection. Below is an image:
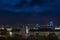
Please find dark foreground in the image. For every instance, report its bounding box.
[0,33,60,40]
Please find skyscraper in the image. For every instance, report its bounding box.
[49,20,55,31]
[35,24,40,29]
[25,26,29,37]
[49,20,54,27]
[35,24,40,35]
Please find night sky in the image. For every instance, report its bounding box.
[0,0,60,25]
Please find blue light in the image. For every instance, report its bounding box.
[35,24,39,28]
[49,21,54,27]
[49,20,55,29]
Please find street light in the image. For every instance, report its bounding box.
[9,32,13,36]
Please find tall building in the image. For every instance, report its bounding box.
[49,21,54,27]
[35,24,40,35]
[25,26,29,37]
[49,20,55,30]
[35,24,40,29]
